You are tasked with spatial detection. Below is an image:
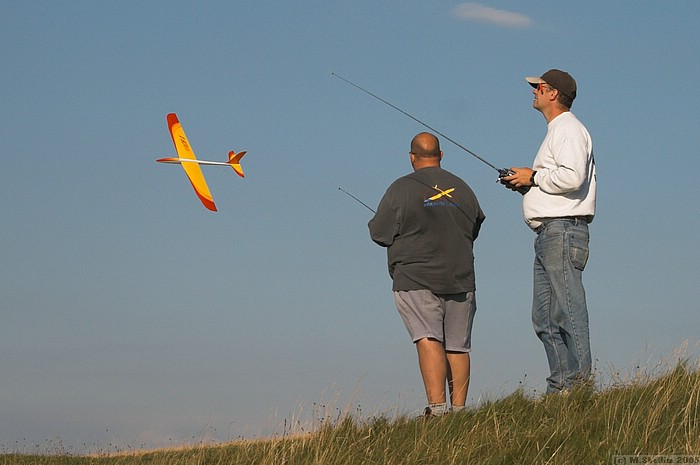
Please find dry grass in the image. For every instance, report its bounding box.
[3,359,699,465]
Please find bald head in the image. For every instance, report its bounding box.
[410,132,442,170]
[410,132,441,158]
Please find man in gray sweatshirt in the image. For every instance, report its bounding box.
[369,132,485,416]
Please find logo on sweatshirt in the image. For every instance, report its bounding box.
[423,185,458,207]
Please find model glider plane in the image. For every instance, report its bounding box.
[156,113,246,211]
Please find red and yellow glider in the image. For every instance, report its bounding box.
[157,113,246,211]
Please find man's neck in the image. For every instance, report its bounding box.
[412,160,440,171]
[542,106,569,124]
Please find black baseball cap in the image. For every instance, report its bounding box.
[526,69,577,100]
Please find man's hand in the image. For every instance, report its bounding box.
[500,167,535,190]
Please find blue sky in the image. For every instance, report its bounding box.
[2,0,699,453]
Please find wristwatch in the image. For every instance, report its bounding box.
[530,171,537,186]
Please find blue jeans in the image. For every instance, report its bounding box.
[532,218,591,393]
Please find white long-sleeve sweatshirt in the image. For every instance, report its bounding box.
[523,111,596,230]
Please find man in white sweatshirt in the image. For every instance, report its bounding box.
[501,69,596,394]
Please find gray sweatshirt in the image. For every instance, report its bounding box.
[368,166,485,294]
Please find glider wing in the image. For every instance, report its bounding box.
[166,113,217,211]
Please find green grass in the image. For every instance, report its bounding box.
[3,361,699,465]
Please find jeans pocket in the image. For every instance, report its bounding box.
[568,233,589,271]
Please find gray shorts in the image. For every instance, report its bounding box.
[393,289,476,353]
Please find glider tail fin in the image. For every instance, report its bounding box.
[228,150,247,178]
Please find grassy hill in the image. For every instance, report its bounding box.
[3,362,699,465]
